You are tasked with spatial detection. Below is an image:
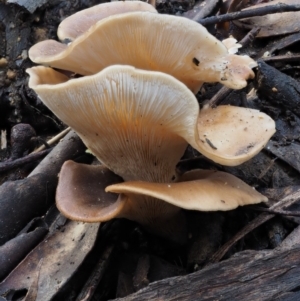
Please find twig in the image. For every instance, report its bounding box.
[206,27,260,108]
[262,54,300,63]
[76,245,114,301]
[0,149,52,173]
[238,27,261,46]
[198,3,300,26]
[251,206,300,218]
[31,127,71,153]
[1,130,7,149]
[258,158,277,180]
[204,86,232,108]
[208,191,300,264]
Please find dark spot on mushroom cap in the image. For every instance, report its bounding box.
[193,57,200,66]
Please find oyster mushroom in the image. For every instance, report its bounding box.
[57,1,157,42]
[26,65,275,242]
[29,10,257,93]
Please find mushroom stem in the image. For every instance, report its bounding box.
[118,194,187,243]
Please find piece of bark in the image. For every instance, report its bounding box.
[255,60,300,118]
[183,0,220,21]
[0,227,48,281]
[23,259,43,301]
[0,130,86,245]
[29,130,85,177]
[113,246,300,301]
[276,224,300,252]
[0,173,56,246]
[264,32,300,55]
[0,220,100,301]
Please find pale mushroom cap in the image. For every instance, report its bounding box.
[27,65,275,170]
[57,1,157,42]
[27,65,199,182]
[192,105,276,166]
[29,12,256,93]
[106,169,268,211]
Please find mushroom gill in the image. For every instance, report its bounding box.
[29,10,257,93]
[27,65,275,242]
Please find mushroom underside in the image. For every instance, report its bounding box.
[27,66,276,172]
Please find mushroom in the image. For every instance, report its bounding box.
[57,1,157,42]
[29,8,257,93]
[26,65,275,242]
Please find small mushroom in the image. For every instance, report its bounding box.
[222,37,242,54]
[29,9,257,93]
[27,65,275,242]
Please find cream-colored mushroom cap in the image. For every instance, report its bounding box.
[27,65,198,182]
[195,105,276,166]
[26,65,273,242]
[29,12,257,93]
[106,169,268,211]
[27,65,276,171]
[57,1,157,42]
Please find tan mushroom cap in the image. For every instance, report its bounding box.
[56,160,124,222]
[56,160,187,243]
[27,65,198,182]
[27,65,275,171]
[29,12,256,93]
[194,105,276,166]
[57,1,157,42]
[106,169,268,211]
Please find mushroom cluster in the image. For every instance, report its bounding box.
[27,1,276,243]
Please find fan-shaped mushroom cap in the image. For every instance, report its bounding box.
[57,1,157,42]
[56,160,187,243]
[106,169,268,211]
[29,12,256,93]
[27,65,198,182]
[194,105,276,166]
[57,160,124,222]
[27,65,275,173]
